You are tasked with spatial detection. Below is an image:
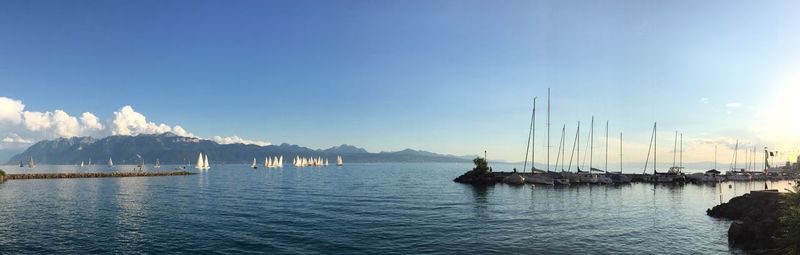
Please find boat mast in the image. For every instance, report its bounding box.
[589,116,594,172]
[522,97,536,174]
[547,88,550,172]
[680,133,683,171]
[673,131,677,169]
[654,122,657,174]
[620,132,623,173]
[561,124,566,171]
[567,122,579,171]
[532,97,537,172]
[733,139,739,171]
[714,145,717,170]
[605,120,609,173]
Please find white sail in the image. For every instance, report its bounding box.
[80,161,84,167]
[325,158,329,166]
[196,153,204,169]
[252,158,257,168]
[265,156,269,167]
[337,155,343,166]
[108,157,113,167]
[274,156,279,167]
[278,156,283,167]
[155,158,161,168]
[204,154,209,169]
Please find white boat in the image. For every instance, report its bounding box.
[107,157,113,168]
[336,155,343,166]
[265,156,269,167]
[251,158,258,169]
[203,154,210,170]
[155,158,161,168]
[278,156,283,168]
[80,161,84,167]
[525,173,554,185]
[28,156,35,169]
[324,158,329,166]
[196,153,204,170]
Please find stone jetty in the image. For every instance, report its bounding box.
[5,171,196,180]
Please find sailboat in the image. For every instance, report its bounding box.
[643,122,673,183]
[19,160,24,168]
[155,158,161,168]
[578,116,599,184]
[593,120,613,184]
[324,158,329,166]
[562,122,581,183]
[702,145,722,182]
[80,161,84,167]
[107,157,113,168]
[336,155,343,166]
[544,89,568,185]
[605,131,631,184]
[520,97,552,185]
[278,156,283,168]
[196,153,204,170]
[252,158,258,169]
[203,154,210,170]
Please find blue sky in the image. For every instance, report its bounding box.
[1,0,800,166]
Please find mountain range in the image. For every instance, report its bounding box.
[6,133,472,165]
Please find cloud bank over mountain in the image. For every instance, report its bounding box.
[0,96,269,149]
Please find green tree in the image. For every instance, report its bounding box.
[0,169,5,176]
[473,157,489,174]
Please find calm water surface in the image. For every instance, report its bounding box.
[0,163,794,254]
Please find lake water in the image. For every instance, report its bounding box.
[0,163,794,254]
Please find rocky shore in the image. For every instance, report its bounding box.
[5,171,196,180]
[706,190,785,253]
[453,168,497,185]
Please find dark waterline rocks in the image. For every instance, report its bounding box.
[453,168,497,185]
[707,190,784,253]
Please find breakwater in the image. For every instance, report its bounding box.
[5,171,196,180]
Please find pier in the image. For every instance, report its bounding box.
[4,171,196,180]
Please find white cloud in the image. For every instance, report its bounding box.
[111,105,194,137]
[699,97,709,104]
[0,96,272,149]
[2,133,33,144]
[0,97,25,124]
[725,102,742,108]
[212,135,271,146]
[80,112,104,131]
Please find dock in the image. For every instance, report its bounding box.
[4,171,196,180]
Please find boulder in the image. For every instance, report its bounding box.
[454,168,496,185]
[708,190,783,252]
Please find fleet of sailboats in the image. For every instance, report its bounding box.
[293,156,332,167]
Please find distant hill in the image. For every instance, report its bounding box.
[6,133,470,164]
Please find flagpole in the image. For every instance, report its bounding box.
[764,147,768,190]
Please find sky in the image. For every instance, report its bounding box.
[1,0,800,169]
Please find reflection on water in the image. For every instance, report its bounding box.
[0,163,794,254]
